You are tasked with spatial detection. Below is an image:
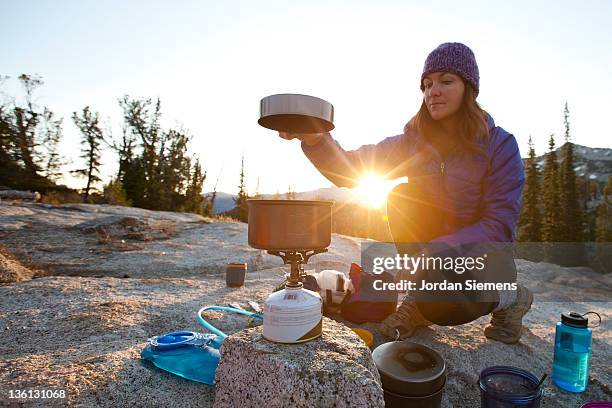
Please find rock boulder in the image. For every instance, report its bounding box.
[213,317,384,408]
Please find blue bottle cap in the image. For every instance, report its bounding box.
[150,331,198,350]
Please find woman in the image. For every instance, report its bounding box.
[279,42,532,344]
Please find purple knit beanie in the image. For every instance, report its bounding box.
[420,42,480,97]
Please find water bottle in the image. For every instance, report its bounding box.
[551,311,601,393]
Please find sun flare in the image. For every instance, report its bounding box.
[352,173,403,209]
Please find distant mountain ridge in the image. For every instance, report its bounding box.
[207,143,611,213]
[531,142,611,183]
[205,188,354,214]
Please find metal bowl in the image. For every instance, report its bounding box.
[258,94,334,133]
[247,199,334,251]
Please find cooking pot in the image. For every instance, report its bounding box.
[247,199,333,251]
[372,341,446,408]
[258,94,334,133]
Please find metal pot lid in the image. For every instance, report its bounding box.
[258,94,334,133]
[372,341,446,396]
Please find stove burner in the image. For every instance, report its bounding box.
[267,249,328,288]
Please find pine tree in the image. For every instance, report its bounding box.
[108,127,137,182]
[541,134,561,242]
[518,135,542,242]
[0,74,65,191]
[13,74,44,178]
[285,184,296,200]
[159,129,191,211]
[40,109,64,181]
[118,96,197,212]
[119,96,165,209]
[71,106,104,202]
[184,159,205,214]
[0,74,71,192]
[595,176,612,242]
[558,102,584,241]
[122,156,146,207]
[595,204,611,242]
[231,156,249,222]
[0,77,22,186]
[204,173,220,217]
[103,178,131,206]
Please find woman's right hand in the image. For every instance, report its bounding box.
[278,131,326,146]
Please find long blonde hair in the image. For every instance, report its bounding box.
[404,82,490,161]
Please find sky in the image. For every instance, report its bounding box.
[2,0,611,196]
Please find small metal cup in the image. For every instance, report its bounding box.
[225,263,247,287]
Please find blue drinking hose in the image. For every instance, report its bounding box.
[197,306,263,340]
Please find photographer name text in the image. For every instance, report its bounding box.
[373,279,517,291]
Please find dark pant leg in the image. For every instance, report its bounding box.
[386,183,495,326]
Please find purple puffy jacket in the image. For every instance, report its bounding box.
[301,113,525,243]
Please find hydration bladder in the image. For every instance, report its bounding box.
[141,306,263,385]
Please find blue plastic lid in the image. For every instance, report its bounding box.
[150,331,197,350]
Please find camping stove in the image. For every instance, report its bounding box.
[253,94,336,343]
[263,249,326,343]
[246,199,333,344]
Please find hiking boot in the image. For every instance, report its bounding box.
[484,284,533,344]
[380,298,432,340]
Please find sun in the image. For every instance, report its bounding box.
[352,173,403,209]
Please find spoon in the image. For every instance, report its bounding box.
[536,373,548,389]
